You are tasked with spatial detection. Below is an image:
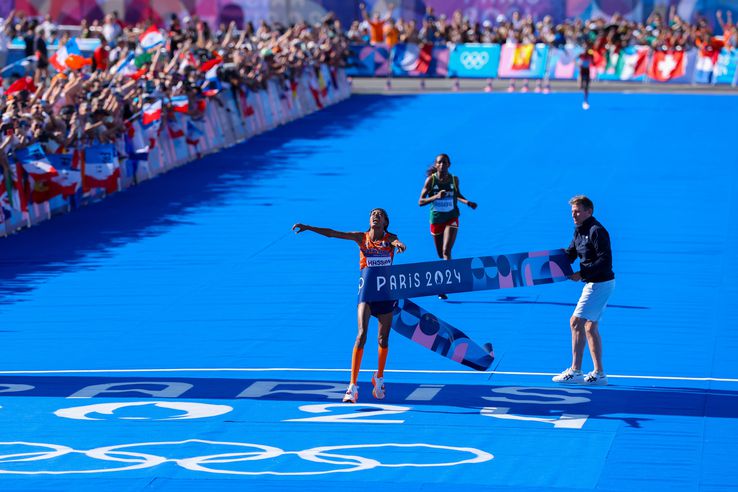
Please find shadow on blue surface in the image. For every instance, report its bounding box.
[2,376,735,424]
[447,296,649,310]
[0,96,413,303]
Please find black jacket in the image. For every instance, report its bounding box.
[565,216,615,283]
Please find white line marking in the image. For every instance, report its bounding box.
[0,368,736,383]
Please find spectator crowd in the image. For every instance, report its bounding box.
[0,4,736,179]
[346,3,736,54]
[0,9,350,178]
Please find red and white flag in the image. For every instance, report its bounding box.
[139,25,164,51]
[15,144,58,180]
[170,95,189,113]
[83,144,120,194]
[648,50,686,82]
[142,100,162,128]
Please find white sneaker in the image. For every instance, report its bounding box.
[582,102,590,110]
[583,371,608,385]
[371,372,385,400]
[552,368,584,384]
[342,384,358,403]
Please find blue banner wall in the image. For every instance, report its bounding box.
[547,45,582,80]
[447,44,501,78]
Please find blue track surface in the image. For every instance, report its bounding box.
[1,92,737,491]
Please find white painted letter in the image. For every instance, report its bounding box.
[482,386,591,405]
[68,382,193,399]
[238,381,346,399]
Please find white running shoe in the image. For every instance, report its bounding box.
[552,368,584,384]
[583,371,608,385]
[342,384,358,403]
[582,102,590,110]
[371,372,385,400]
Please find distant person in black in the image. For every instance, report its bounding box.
[579,45,593,110]
[553,195,615,386]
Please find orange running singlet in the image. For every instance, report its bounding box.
[359,232,395,269]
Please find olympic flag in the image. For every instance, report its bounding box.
[447,44,501,78]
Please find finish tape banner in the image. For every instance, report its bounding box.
[358,249,573,303]
[392,298,495,371]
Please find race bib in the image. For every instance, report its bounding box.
[433,194,454,212]
[366,256,393,268]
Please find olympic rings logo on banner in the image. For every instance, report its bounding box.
[0,440,493,476]
[460,51,490,70]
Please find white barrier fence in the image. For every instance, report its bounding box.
[1,66,351,237]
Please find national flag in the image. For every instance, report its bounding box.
[290,79,298,98]
[142,100,162,128]
[695,39,725,84]
[83,144,120,194]
[201,66,221,97]
[178,51,197,72]
[14,144,58,180]
[4,76,36,96]
[198,51,223,73]
[170,95,189,113]
[29,177,62,203]
[50,38,91,71]
[113,52,151,79]
[648,50,686,82]
[328,65,339,88]
[186,119,204,146]
[308,74,324,109]
[4,163,28,214]
[0,169,20,221]
[511,44,533,70]
[238,89,255,117]
[139,25,164,51]
[613,46,649,80]
[167,118,184,139]
[603,48,620,75]
[317,69,328,97]
[591,47,607,70]
[47,153,81,197]
[124,134,148,178]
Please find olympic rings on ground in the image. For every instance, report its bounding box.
[0,439,493,475]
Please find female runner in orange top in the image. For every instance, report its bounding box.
[292,208,406,403]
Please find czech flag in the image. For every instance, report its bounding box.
[201,66,221,97]
[167,118,185,139]
[142,100,162,128]
[14,143,58,180]
[199,51,223,73]
[47,153,81,197]
[186,119,204,146]
[170,95,189,113]
[83,144,120,194]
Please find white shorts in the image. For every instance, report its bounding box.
[573,279,615,322]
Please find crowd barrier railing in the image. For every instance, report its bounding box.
[347,43,738,86]
[0,66,351,237]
